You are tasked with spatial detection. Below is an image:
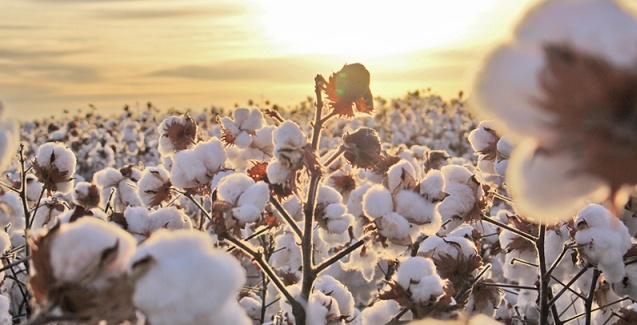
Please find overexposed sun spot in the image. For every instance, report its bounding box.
[257,0,499,60]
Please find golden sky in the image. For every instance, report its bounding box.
[2,0,632,120]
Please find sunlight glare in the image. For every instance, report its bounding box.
[257,0,500,60]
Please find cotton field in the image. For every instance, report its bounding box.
[2,1,637,325]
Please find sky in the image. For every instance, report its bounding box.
[1,0,634,120]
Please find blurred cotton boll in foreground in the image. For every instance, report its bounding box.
[0,102,18,174]
[472,0,637,224]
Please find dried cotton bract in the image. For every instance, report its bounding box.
[472,0,637,223]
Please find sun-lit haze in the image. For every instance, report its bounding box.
[2,0,633,120]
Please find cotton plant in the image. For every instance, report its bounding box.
[93,165,142,212]
[29,218,138,324]
[169,137,228,190]
[375,256,454,319]
[136,165,172,208]
[362,159,443,249]
[472,0,637,223]
[32,142,77,195]
[574,204,632,283]
[116,206,192,242]
[437,165,486,234]
[128,229,250,325]
[157,114,198,156]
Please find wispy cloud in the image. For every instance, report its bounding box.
[93,6,246,20]
[149,57,333,83]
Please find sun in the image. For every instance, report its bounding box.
[255,0,501,60]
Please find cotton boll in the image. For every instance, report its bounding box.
[0,294,10,325]
[347,183,371,218]
[516,0,637,68]
[147,207,192,232]
[269,232,301,272]
[0,105,18,173]
[0,191,25,230]
[217,173,255,204]
[137,166,171,208]
[361,299,401,325]
[129,229,247,325]
[171,139,226,189]
[394,190,440,234]
[237,181,269,209]
[212,301,251,325]
[409,275,445,304]
[25,174,44,204]
[51,218,136,290]
[266,160,294,185]
[72,182,101,209]
[468,120,498,153]
[376,212,411,243]
[232,205,262,224]
[386,160,417,193]
[419,169,446,201]
[575,204,631,282]
[362,185,393,219]
[396,256,435,289]
[34,142,77,194]
[239,295,262,321]
[234,131,252,148]
[508,141,609,224]
[313,275,355,318]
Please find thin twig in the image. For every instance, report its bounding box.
[223,234,304,321]
[269,195,302,240]
[547,266,590,309]
[314,237,367,275]
[322,145,344,168]
[453,264,492,302]
[480,215,537,243]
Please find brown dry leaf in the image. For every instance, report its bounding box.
[330,173,357,195]
[373,155,401,178]
[613,305,637,325]
[247,161,268,182]
[538,44,637,196]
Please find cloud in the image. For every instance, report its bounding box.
[149,57,334,83]
[0,61,101,83]
[91,2,253,20]
[0,48,87,60]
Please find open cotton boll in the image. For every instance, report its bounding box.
[396,256,436,289]
[307,290,337,325]
[362,185,393,219]
[376,212,411,243]
[269,232,301,272]
[361,299,401,325]
[239,295,262,321]
[217,173,256,204]
[0,191,25,230]
[386,160,417,193]
[147,207,192,232]
[137,166,171,208]
[0,104,18,173]
[515,0,637,68]
[575,204,631,282]
[409,275,445,304]
[236,181,269,209]
[0,295,10,325]
[33,142,77,194]
[394,190,441,234]
[72,182,101,209]
[128,229,247,325]
[170,138,226,189]
[419,170,445,200]
[441,165,473,185]
[266,160,294,185]
[50,218,136,289]
[508,141,609,224]
[212,301,251,325]
[468,120,498,153]
[274,121,306,152]
[157,115,197,156]
[232,205,262,224]
[313,275,355,318]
